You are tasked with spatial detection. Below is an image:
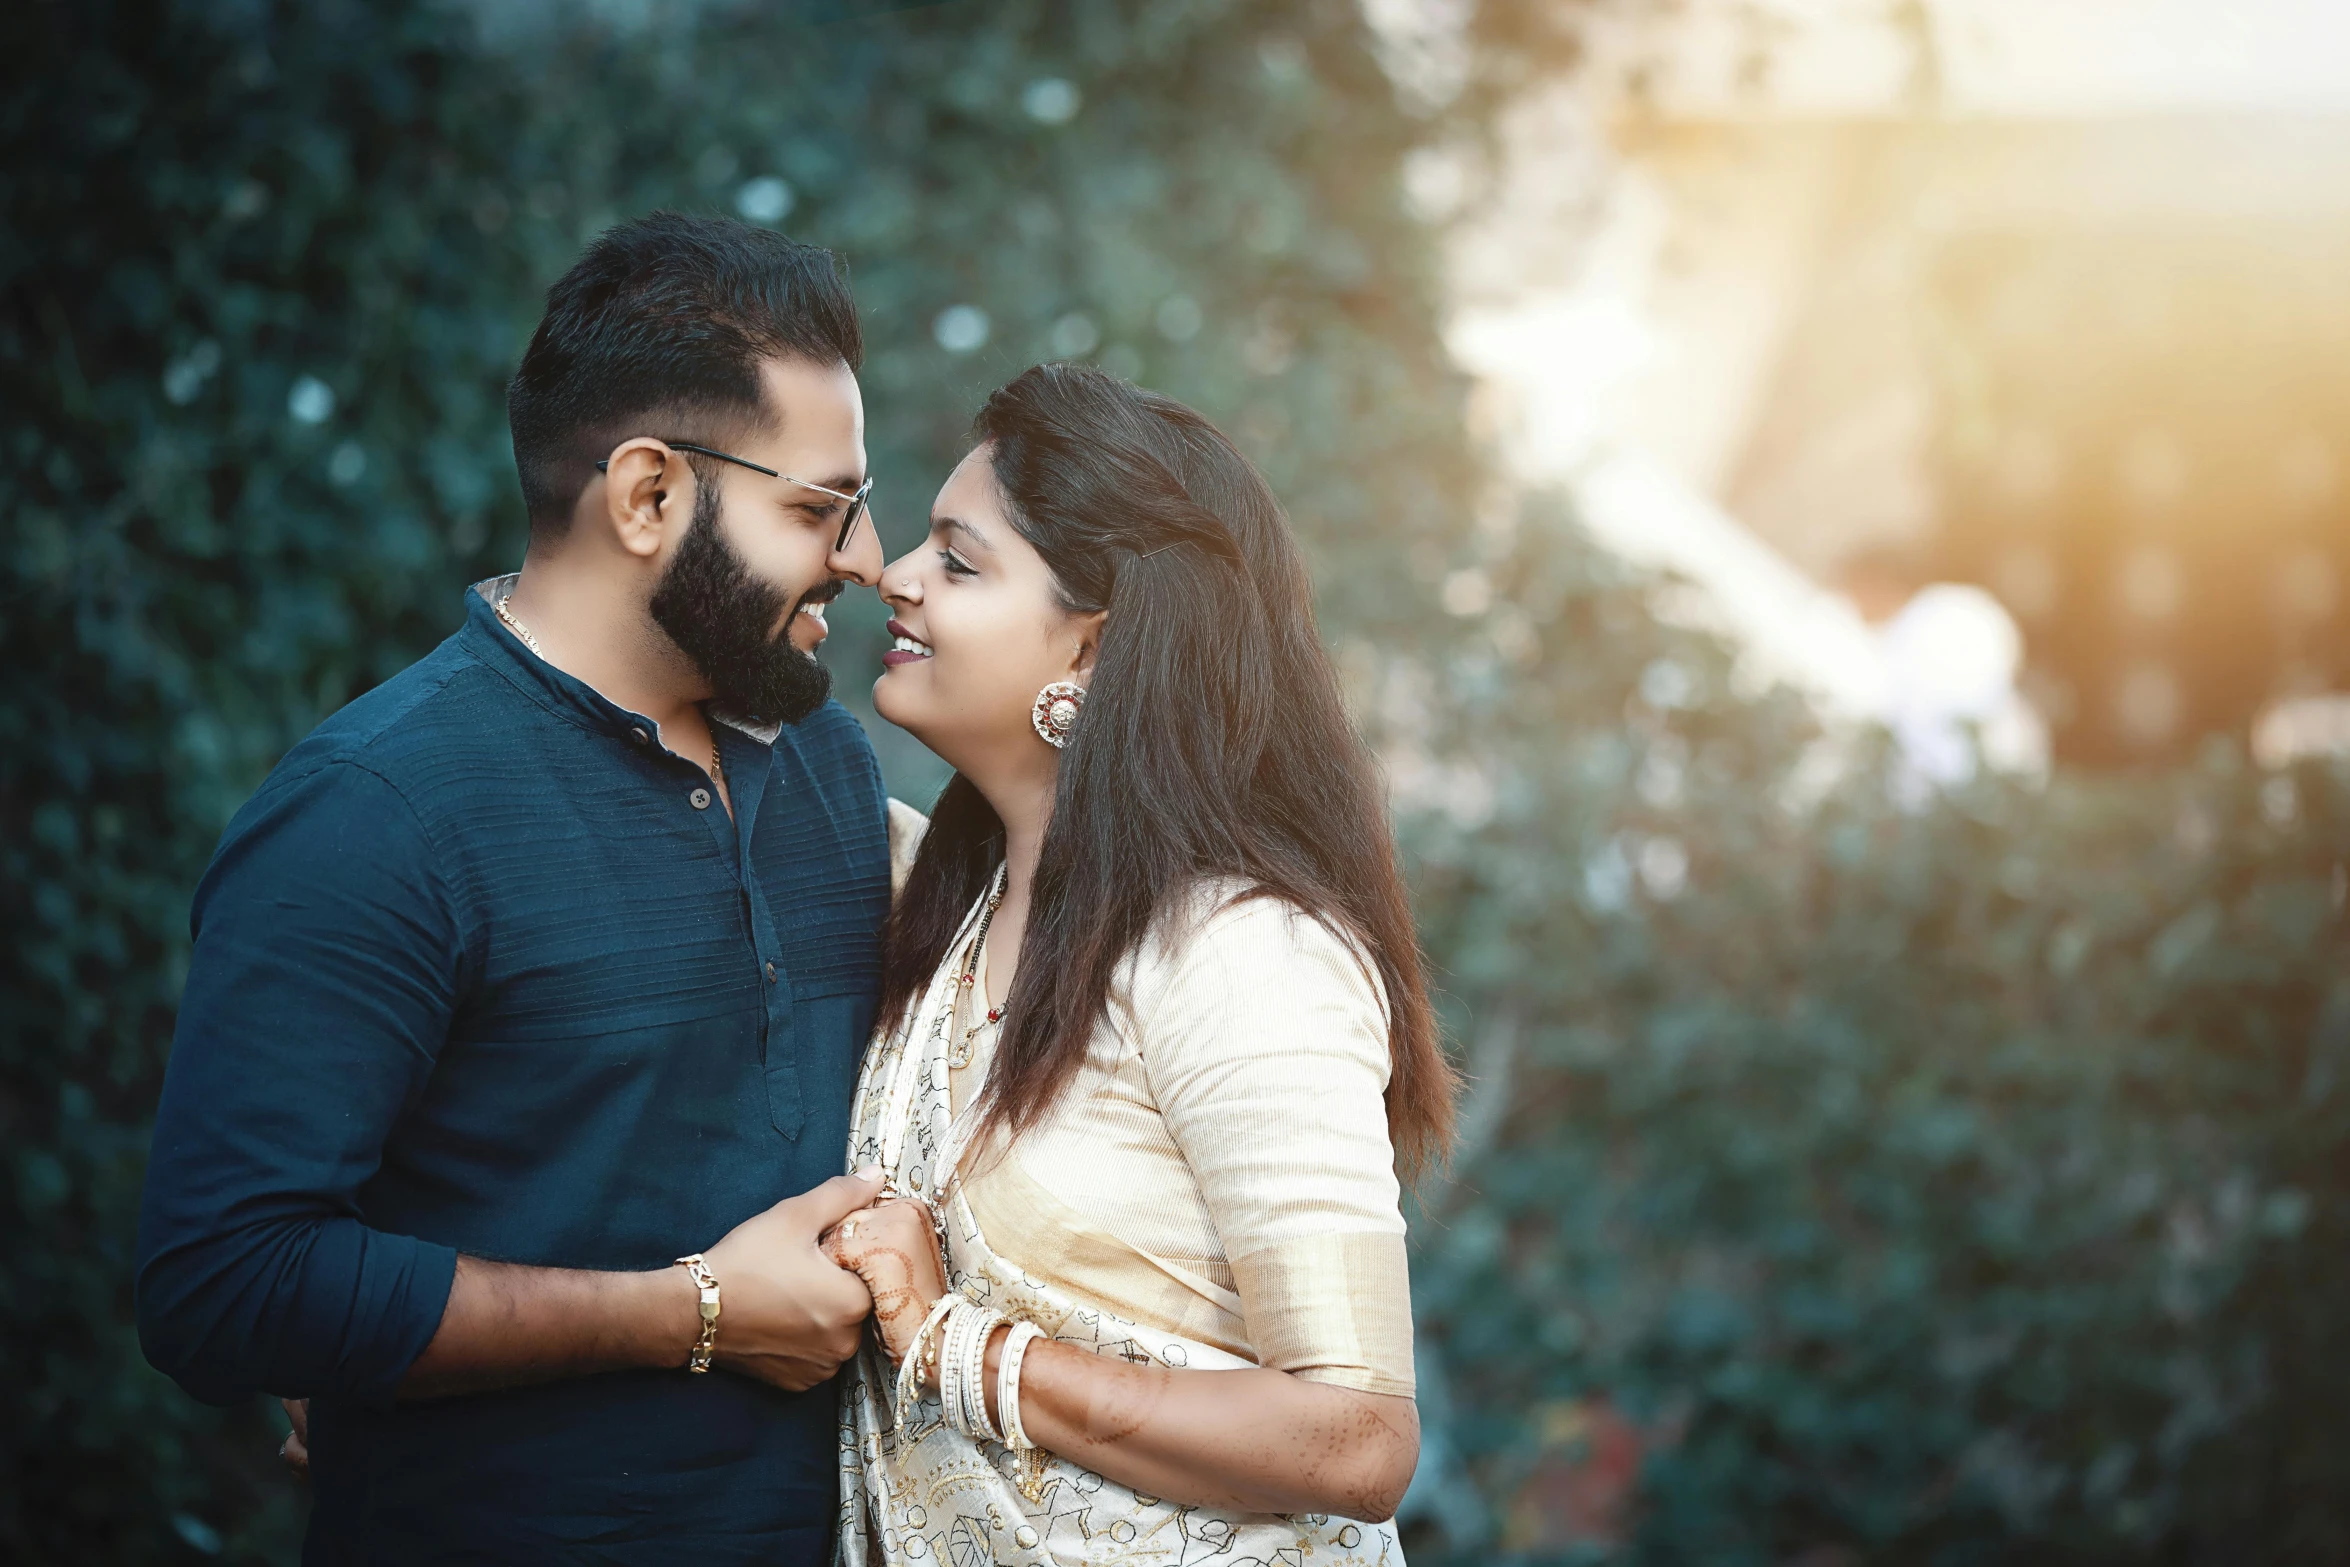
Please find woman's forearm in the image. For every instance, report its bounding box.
[829,1200,1419,1519]
[986,1334,1420,1521]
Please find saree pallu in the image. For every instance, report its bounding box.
[835,891,1403,1567]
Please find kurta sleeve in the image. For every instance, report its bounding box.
[135,760,463,1407]
[1136,895,1415,1397]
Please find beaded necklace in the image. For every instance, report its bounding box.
[949,865,1009,1069]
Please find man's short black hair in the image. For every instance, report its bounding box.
[506,211,863,534]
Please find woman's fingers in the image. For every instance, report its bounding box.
[818,1195,947,1358]
[829,1199,926,1259]
[809,1198,949,1360]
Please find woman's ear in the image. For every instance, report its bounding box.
[1069,610,1108,682]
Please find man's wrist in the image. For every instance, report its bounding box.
[633,1263,704,1371]
[673,1254,721,1372]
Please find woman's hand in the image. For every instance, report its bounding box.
[822,1198,947,1363]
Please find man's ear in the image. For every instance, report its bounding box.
[599,438,688,560]
[1070,610,1108,682]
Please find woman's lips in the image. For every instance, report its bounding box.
[882,617,933,668]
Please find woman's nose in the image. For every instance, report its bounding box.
[877,547,925,604]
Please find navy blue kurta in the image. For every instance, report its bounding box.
[136,583,890,1563]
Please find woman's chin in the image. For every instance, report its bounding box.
[870,675,922,734]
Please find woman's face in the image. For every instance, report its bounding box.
[873,444,1098,778]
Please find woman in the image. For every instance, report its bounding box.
[825,363,1454,1565]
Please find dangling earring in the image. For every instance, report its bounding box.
[1031,681,1085,748]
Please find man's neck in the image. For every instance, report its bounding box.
[499,554,708,739]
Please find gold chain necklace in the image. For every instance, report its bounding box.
[497,590,723,787]
[492,590,543,656]
[948,866,1009,1070]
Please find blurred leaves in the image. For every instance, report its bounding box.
[1401,491,2350,1563]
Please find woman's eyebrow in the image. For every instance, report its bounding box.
[936,515,995,552]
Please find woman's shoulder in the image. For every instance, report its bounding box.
[1130,877,1389,1026]
[885,797,928,898]
[1154,876,1356,952]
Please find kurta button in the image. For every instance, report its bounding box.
[764,961,778,983]
[689,787,712,810]
[629,727,650,746]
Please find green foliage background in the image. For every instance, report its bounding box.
[4,1,2345,1562]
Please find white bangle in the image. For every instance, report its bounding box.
[958,1306,1005,1437]
[935,1296,1001,1437]
[893,1293,959,1433]
[945,1299,979,1436]
[997,1320,1045,1452]
[939,1301,969,1434]
[967,1313,1007,1443]
[945,1303,975,1437]
[907,1295,1015,1441]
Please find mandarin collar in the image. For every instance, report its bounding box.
[463,576,783,744]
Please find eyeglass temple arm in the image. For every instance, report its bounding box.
[593,445,866,509]
[591,445,785,481]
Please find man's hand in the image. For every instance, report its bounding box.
[391,1170,887,1402]
[700,1169,884,1391]
[821,1198,947,1364]
[278,1397,310,1481]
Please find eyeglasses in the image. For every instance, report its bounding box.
[597,441,872,553]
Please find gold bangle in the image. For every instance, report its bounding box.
[674,1253,721,1373]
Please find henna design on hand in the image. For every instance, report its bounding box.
[833,1238,938,1359]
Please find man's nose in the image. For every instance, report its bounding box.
[829,513,885,587]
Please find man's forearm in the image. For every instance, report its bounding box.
[397,1254,700,1401]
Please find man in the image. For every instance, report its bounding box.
[137,212,893,1562]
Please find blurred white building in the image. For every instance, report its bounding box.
[1438,0,2350,769]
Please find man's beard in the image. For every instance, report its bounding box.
[648,483,834,727]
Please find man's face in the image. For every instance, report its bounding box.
[648,357,875,725]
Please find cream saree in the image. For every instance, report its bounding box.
[834,887,1405,1567]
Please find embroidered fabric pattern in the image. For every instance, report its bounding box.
[833,886,1405,1566]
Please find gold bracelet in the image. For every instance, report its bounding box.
[674,1254,721,1373]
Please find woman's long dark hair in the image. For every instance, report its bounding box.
[878,363,1455,1177]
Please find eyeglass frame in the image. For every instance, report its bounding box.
[595,440,872,554]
